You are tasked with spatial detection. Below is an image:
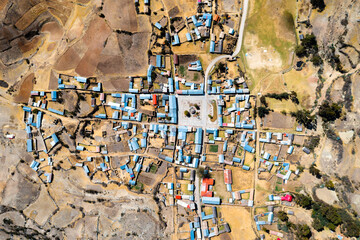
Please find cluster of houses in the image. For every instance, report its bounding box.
[215,94,255,129]
[207,77,249,94]
[58,75,102,92]
[257,131,308,184]
[255,194,293,234]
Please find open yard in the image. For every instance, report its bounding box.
[215,206,256,240]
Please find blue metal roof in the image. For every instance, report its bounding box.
[27,139,33,152]
[202,197,220,205]
[48,108,64,116]
[154,22,162,30]
[95,114,107,119]
[186,32,192,41]
[172,35,180,46]
[51,133,59,144]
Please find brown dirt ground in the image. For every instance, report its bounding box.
[263,112,296,129]
[102,0,138,32]
[75,16,112,76]
[14,73,34,103]
[41,21,64,42]
[217,206,256,240]
[54,47,82,71]
[97,32,150,76]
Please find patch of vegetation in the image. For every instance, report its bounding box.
[132,182,144,192]
[304,135,320,152]
[265,91,299,104]
[290,109,316,129]
[179,65,186,76]
[295,193,360,237]
[278,211,289,222]
[295,34,320,62]
[318,101,342,122]
[283,11,295,32]
[294,193,313,209]
[209,145,218,153]
[193,73,199,82]
[311,54,323,66]
[327,47,346,73]
[184,110,190,117]
[150,164,158,174]
[294,224,312,239]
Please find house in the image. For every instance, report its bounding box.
[51,91,57,101]
[302,147,310,154]
[48,108,64,116]
[186,32,192,41]
[202,197,221,205]
[201,178,214,197]
[174,54,179,65]
[51,133,59,147]
[172,34,180,46]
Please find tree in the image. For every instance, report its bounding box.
[297,165,305,173]
[257,107,270,118]
[309,164,321,178]
[260,96,268,107]
[278,211,289,222]
[218,62,226,73]
[312,218,324,231]
[290,91,299,104]
[295,194,313,209]
[184,110,190,117]
[310,0,326,12]
[295,45,307,58]
[343,220,360,238]
[311,54,323,66]
[325,180,335,190]
[197,167,211,178]
[295,224,312,239]
[318,101,342,122]
[302,34,318,52]
[304,135,320,152]
[290,110,316,129]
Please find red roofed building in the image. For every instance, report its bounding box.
[201,178,214,197]
[224,169,232,184]
[152,94,157,105]
[281,194,293,202]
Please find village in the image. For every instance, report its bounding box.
[20,3,319,237]
[5,0,355,239]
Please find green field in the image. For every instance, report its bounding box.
[245,0,296,64]
[209,145,219,153]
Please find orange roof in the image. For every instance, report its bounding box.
[202,178,214,185]
[201,191,213,197]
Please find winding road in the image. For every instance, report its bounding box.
[204,0,250,84]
